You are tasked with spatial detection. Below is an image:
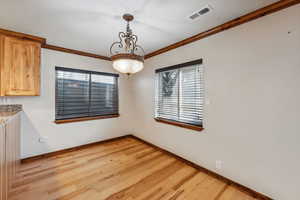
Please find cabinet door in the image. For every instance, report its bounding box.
[1,36,40,96]
[0,123,7,200]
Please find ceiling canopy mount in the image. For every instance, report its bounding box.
[123,14,134,22]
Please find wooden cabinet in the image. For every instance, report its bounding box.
[0,35,40,96]
[0,113,21,200]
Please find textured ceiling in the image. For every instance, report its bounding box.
[0,0,279,56]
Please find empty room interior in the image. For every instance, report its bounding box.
[0,0,300,199]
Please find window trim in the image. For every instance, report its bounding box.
[155,59,203,73]
[55,66,119,123]
[55,114,120,124]
[154,59,204,131]
[154,117,204,131]
[55,66,120,77]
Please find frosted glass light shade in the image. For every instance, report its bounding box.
[112,58,144,75]
[111,53,144,75]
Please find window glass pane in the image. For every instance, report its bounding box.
[156,69,179,121]
[179,65,203,126]
[155,61,203,127]
[90,74,118,116]
[56,70,90,120]
[55,68,119,120]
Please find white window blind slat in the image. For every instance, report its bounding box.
[155,60,204,127]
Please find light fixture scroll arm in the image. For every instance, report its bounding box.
[110,32,126,55]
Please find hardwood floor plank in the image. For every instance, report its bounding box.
[184,177,227,200]
[70,189,101,200]
[218,185,258,200]
[13,148,160,198]
[48,152,164,198]
[135,166,198,200]
[106,161,185,199]
[165,172,208,200]
[10,137,262,200]
[13,142,142,187]
[88,155,176,199]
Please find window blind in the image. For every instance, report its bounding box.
[55,67,119,120]
[155,59,204,127]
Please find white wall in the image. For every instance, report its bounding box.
[1,49,134,159]
[130,5,300,200]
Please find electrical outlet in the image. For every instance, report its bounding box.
[39,136,48,143]
[216,160,223,170]
[205,99,210,105]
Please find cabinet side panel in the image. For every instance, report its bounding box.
[0,35,4,96]
[0,123,7,200]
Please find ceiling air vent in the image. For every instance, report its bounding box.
[188,5,212,20]
[189,13,200,20]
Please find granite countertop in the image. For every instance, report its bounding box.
[0,105,22,124]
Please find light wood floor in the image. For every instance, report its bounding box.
[11,137,259,200]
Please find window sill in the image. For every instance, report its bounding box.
[55,114,120,124]
[154,118,204,132]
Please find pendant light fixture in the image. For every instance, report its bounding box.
[110,14,145,75]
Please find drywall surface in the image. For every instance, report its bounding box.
[1,49,134,159]
[130,5,300,200]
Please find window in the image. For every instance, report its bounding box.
[155,59,204,131]
[55,67,119,123]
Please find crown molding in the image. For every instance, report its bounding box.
[0,28,111,61]
[145,0,300,59]
[42,44,111,61]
